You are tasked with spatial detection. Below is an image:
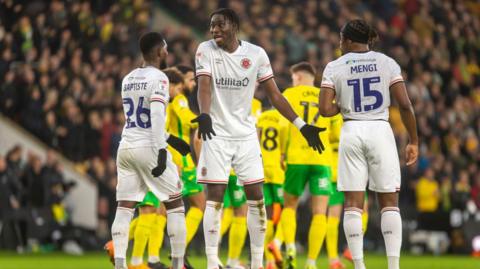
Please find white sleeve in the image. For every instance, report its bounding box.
[195,43,212,77]
[387,57,404,87]
[150,77,169,150]
[257,48,274,82]
[321,63,335,90]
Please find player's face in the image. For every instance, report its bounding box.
[184,71,196,93]
[159,43,168,68]
[210,14,235,47]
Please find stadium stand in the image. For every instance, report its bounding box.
[0,0,479,255]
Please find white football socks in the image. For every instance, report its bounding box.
[204,201,223,269]
[343,209,365,269]
[167,206,186,269]
[381,207,402,269]
[247,200,267,269]
[111,207,134,269]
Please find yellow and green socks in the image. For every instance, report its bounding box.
[185,206,204,246]
[326,216,340,260]
[220,207,234,238]
[280,207,296,251]
[264,220,275,262]
[131,213,156,265]
[147,214,167,263]
[227,216,247,266]
[307,214,327,263]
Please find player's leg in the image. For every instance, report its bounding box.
[141,148,187,269]
[343,192,366,269]
[367,121,402,269]
[267,184,284,268]
[204,183,228,268]
[148,205,167,269]
[377,193,401,269]
[362,194,369,234]
[243,182,266,269]
[197,138,233,269]
[163,196,187,269]
[280,164,307,268]
[306,166,331,269]
[326,204,345,269]
[233,138,267,269]
[263,183,275,269]
[220,195,233,239]
[337,122,369,269]
[131,202,157,267]
[111,148,146,269]
[226,178,248,268]
[183,169,206,247]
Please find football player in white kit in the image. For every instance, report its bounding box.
[192,8,326,269]
[319,20,419,269]
[110,32,186,269]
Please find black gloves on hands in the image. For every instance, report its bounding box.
[167,135,190,156]
[191,113,216,141]
[151,148,167,177]
[300,124,326,153]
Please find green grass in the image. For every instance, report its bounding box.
[0,252,478,269]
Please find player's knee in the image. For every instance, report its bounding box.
[164,197,184,211]
[206,184,227,202]
[244,182,264,201]
[117,200,137,209]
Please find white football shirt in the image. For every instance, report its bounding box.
[321,51,403,121]
[119,66,169,149]
[195,40,273,139]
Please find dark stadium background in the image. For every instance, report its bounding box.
[0,0,479,267]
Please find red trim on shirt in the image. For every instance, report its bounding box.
[257,74,274,83]
[196,72,212,78]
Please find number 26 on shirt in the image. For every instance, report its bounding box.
[347,76,383,112]
[123,97,151,129]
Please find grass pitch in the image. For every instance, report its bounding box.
[0,252,478,269]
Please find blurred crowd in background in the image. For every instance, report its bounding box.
[1,0,480,254]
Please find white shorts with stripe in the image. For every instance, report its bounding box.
[337,120,400,193]
[116,147,182,202]
[197,136,264,185]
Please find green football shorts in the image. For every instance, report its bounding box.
[264,183,284,206]
[181,168,204,197]
[137,191,160,208]
[284,164,332,196]
[223,175,246,208]
[328,182,344,206]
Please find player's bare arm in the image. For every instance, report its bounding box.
[390,81,418,166]
[192,75,216,140]
[319,87,340,117]
[262,78,326,153]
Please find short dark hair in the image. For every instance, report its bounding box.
[139,32,165,56]
[290,62,316,76]
[176,65,194,74]
[341,19,378,46]
[163,68,184,85]
[210,8,240,31]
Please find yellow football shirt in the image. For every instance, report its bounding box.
[280,85,333,166]
[166,94,197,170]
[258,109,285,184]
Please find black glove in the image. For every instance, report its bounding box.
[300,124,326,153]
[151,148,167,177]
[191,113,216,141]
[167,135,190,156]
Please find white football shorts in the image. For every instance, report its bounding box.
[197,136,264,185]
[116,147,182,202]
[337,120,400,193]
